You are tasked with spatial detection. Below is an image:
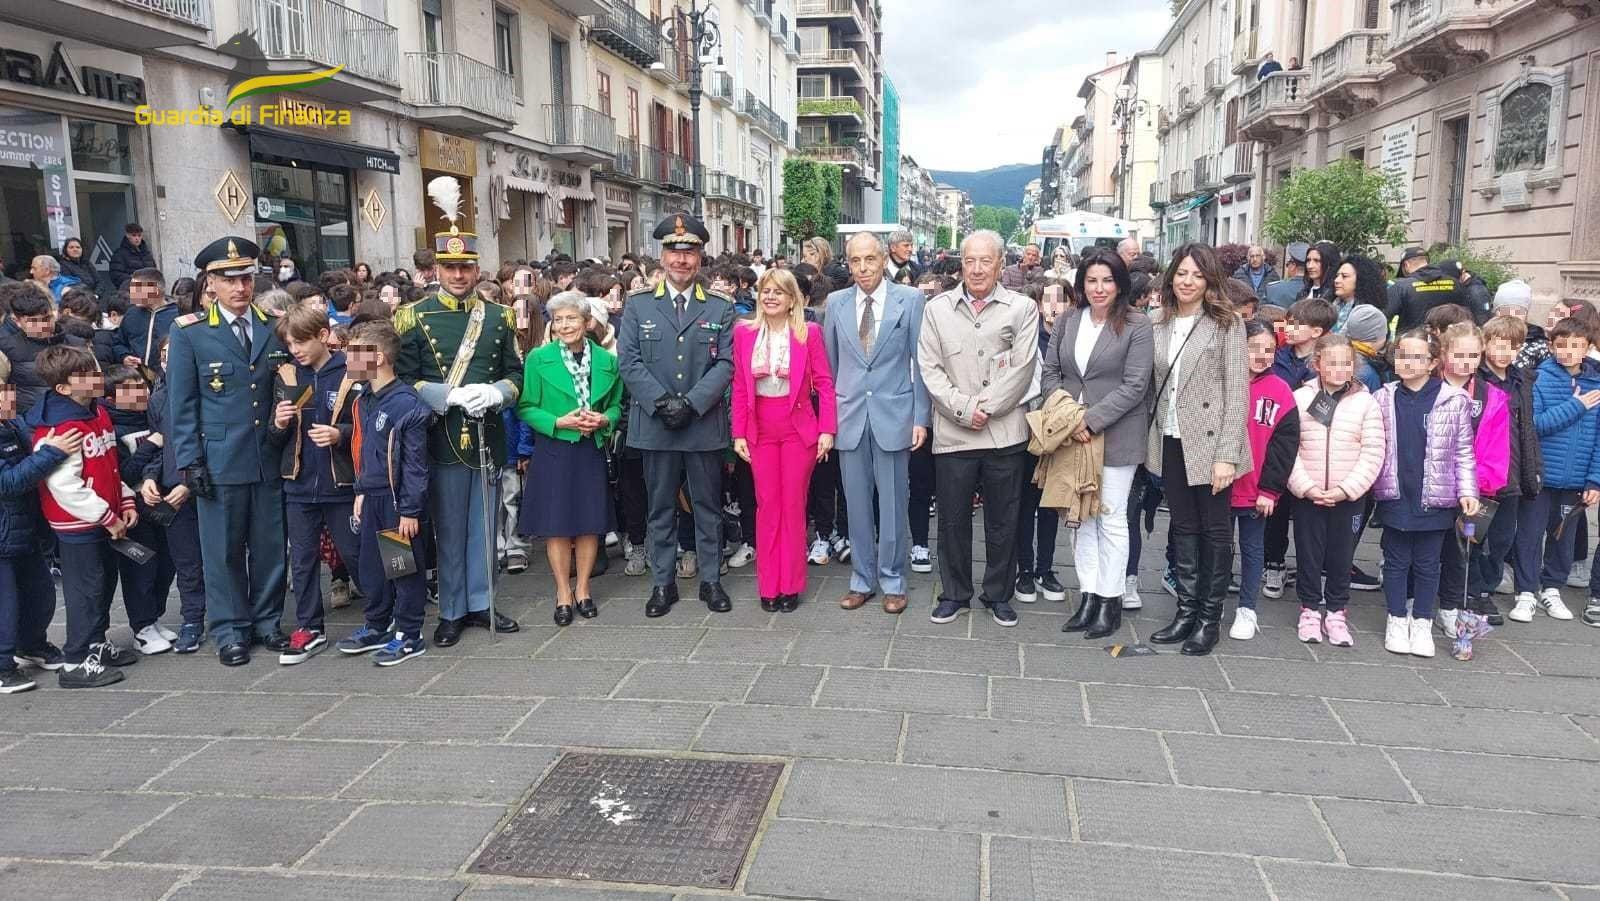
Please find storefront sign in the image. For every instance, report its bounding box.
[510,151,585,189]
[215,169,249,223]
[0,109,72,247]
[362,187,387,231]
[1381,119,1417,209]
[0,41,146,106]
[420,129,476,177]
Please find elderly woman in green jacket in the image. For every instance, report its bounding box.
[517,291,625,626]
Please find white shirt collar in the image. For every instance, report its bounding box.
[856,278,888,305]
[217,305,246,326]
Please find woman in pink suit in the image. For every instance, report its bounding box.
[732,269,838,612]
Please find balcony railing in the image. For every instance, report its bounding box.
[403,53,515,123]
[1242,71,1310,126]
[798,47,864,77]
[239,0,399,86]
[706,71,735,104]
[587,0,661,67]
[797,95,864,119]
[797,141,865,169]
[1072,141,1094,175]
[1170,167,1195,200]
[607,137,644,181]
[1149,180,1170,209]
[545,104,617,157]
[743,91,789,142]
[1312,29,1389,93]
[122,0,211,27]
[1223,141,1256,183]
[1194,153,1222,191]
[1390,0,1508,49]
[1204,57,1228,95]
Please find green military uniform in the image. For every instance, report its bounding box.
[393,294,522,467]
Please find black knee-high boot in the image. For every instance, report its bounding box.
[1152,532,1200,643]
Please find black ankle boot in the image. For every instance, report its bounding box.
[1062,592,1098,632]
[1152,534,1201,644]
[1182,542,1233,656]
[1084,591,1121,640]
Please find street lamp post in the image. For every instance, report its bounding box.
[655,2,722,220]
[1112,82,1149,222]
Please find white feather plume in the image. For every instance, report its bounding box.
[427,175,462,226]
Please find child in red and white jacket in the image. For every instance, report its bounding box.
[1229,319,1300,640]
[27,345,137,688]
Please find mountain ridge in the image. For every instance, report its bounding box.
[928,163,1035,209]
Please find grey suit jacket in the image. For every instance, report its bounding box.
[822,281,931,453]
[1040,306,1154,467]
[616,284,737,452]
[1146,310,1252,486]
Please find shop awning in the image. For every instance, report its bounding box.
[1162,192,1213,225]
[235,126,401,175]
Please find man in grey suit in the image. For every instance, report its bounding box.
[617,214,737,617]
[823,232,931,615]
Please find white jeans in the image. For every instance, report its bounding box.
[1072,464,1137,597]
[497,467,530,559]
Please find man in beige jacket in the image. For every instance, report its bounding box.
[918,230,1040,627]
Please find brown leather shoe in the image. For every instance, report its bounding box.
[839,591,874,610]
[882,594,908,614]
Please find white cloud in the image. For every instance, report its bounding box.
[881,0,1172,171]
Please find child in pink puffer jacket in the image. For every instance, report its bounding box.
[1287,334,1386,647]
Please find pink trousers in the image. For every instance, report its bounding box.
[752,396,818,598]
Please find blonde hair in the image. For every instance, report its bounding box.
[1439,321,1483,356]
[750,268,809,343]
[803,236,833,269]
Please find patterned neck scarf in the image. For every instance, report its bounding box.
[751,324,790,380]
[560,340,591,411]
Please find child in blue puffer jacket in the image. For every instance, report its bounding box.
[1515,317,1600,626]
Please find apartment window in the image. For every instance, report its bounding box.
[1364,0,1381,28]
[1348,146,1365,165]
[799,75,827,98]
[597,71,612,116]
[797,26,826,52]
[1444,116,1470,243]
[1224,98,1239,145]
[626,86,640,141]
[494,7,519,92]
[714,118,725,169]
[799,123,826,146]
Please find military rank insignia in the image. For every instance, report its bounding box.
[208,363,225,393]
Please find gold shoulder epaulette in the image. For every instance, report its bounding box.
[393,301,422,333]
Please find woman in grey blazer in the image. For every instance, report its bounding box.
[1146,243,1252,657]
[1041,251,1154,640]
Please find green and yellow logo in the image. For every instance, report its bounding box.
[136,60,352,127]
[225,64,344,106]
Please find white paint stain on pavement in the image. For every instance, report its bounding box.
[589,781,639,825]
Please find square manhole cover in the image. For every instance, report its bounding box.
[472,752,783,889]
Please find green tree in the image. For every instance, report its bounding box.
[1261,158,1409,256]
[782,159,842,242]
[1428,239,1520,296]
[819,165,841,239]
[936,224,953,249]
[971,205,1020,241]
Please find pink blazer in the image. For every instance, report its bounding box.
[731,321,838,446]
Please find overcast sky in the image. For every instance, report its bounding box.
[880,0,1173,172]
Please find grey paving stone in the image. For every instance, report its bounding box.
[989,677,1085,724]
[463,887,673,900]
[301,696,537,742]
[990,836,1271,900]
[787,630,892,667]
[1387,748,1600,816]
[0,862,183,900]
[780,759,1071,836]
[1503,639,1600,678]
[343,743,558,804]
[1165,733,1412,801]
[695,705,901,760]
[1578,715,1600,741]
[744,664,825,706]
[888,635,1021,676]
[460,626,566,658]
[1204,691,1351,741]
[536,627,706,660]
[0,735,208,791]
[112,654,278,691]
[304,801,506,875]
[148,738,392,797]
[1023,643,1231,689]
[109,796,355,866]
[974,607,1089,644]
[744,820,979,901]
[0,690,166,733]
[508,699,709,750]
[613,662,762,702]
[0,790,173,859]
[166,871,464,900]
[109,691,340,738]
[1420,670,1600,716]
[424,658,635,698]
[1075,780,1337,860]
[690,629,795,662]
[1084,683,1214,732]
[1319,799,1600,883]
[815,667,988,715]
[1217,658,1443,704]
[902,715,1171,782]
[251,655,457,695]
[1260,860,1559,900]
[1211,626,1320,661]
[1330,699,1600,759]
[1321,629,1536,674]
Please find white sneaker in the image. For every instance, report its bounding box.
[1122,575,1143,610]
[134,624,172,655]
[1496,568,1514,595]
[1384,615,1412,655]
[1262,567,1285,599]
[1539,588,1575,620]
[1435,608,1458,639]
[807,538,831,566]
[910,545,933,573]
[1509,592,1537,622]
[606,531,620,548]
[1409,618,1436,658]
[830,534,852,563]
[154,623,178,642]
[728,543,755,568]
[1568,569,1590,589]
[1229,607,1258,640]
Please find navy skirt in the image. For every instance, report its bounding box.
[518,434,616,539]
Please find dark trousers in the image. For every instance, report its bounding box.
[117,518,172,631]
[1381,528,1447,618]
[934,444,1027,606]
[615,454,647,546]
[165,499,206,626]
[1439,526,1478,611]
[1470,494,1520,597]
[1015,460,1059,576]
[1519,488,1583,590]
[1264,495,1294,568]
[196,481,288,646]
[355,491,428,637]
[733,458,757,546]
[643,450,724,588]
[59,539,117,664]
[808,452,847,541]
[0,553,55,667]
[1127,469,1154,577]
[909,439,935,547]
[287,499,359,632]
[1293,498,1364,612]
[1162,439,1234,546]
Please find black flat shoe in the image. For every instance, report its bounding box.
[576,598,597,618]
[760,597,779,612]
[255,631,291,653]
[218,642,250,667]
[700,581,732,613]
[553,604,574,627]
[464,610,520,633]
[779,593,800,612]
[645,585,679,618]
[433,618,465,647]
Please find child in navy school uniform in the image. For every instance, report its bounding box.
[105,365,175,656]
[140,337,208,654]
[335,320,432,667]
